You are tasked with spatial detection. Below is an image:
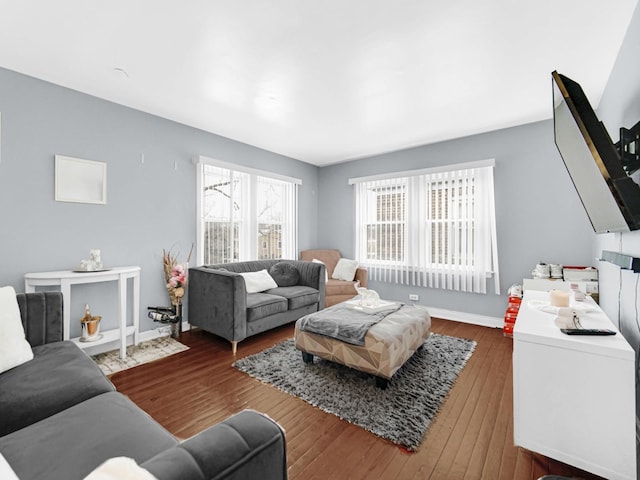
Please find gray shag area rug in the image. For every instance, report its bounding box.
[91,337,189,375]
[233,333,476,450]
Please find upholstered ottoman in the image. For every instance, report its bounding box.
[294,303,431,388]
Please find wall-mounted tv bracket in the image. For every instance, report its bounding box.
[600,250,640,273]
[616,120,640,175]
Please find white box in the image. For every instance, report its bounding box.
[522,278,598,294]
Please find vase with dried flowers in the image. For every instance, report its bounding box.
[162,246,192,337]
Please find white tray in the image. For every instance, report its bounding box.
[344,299,399,314]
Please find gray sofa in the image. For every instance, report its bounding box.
[0,292,287,480]
[189,259,325,354]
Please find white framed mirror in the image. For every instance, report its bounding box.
[55,155,107,204]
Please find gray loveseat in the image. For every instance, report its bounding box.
[0,292,287,480]
[189,259,325,354]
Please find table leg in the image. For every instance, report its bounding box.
[132,273,140,346]
[118,273,127,359]
[61,280,71,341]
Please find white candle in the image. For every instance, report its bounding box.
[550,290,570,307]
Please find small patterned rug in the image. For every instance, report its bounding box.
[233,333,476,451]
[91,337,189,375]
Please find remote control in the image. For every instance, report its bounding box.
[560,328,616,336]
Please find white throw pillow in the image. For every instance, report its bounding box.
[0,286,34,374]
[332,258,359,281]
[84,457,158,480]
[312,258,329,283]
[0,453,20,480]
[239,269,278,293]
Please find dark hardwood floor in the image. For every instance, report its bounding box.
[111,318,603,480]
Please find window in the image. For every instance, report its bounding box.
[195,156,299,265]
[351,160,499,294]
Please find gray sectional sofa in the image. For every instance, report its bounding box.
[189,259,325,354]
[0,291,287,480]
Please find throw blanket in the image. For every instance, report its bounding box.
[298,302,402,346]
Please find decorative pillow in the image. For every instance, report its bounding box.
[0,286,34,374]
[0,453,19,480]
[269,262,300,287]
[84,457,157,480]
[312,258,329,283]
[239,269,278,293]
[332,258,359,281]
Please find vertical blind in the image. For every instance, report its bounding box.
[351,160,499,294]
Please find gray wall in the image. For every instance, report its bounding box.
[594,1,640,419]
[0,67,319,336]
[317,120,595,319]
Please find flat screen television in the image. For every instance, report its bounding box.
[552,71,640,233]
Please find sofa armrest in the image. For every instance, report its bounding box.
[355,267,368,289]
[142,410,287,480]
[16,292,63,347]
[188,266,248,343]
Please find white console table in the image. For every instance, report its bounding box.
[24,266,141,359]
[513,290,636,480]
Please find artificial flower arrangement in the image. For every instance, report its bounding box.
[163,246,193,306]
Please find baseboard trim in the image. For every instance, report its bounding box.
[138,328,169,343]
[420,305,503,329]
[138,321,191,342]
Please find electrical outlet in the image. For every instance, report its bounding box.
[409,294,419,301]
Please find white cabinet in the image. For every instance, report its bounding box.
[513,290,636,480]
[24,266,140,359]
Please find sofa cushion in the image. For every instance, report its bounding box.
[240,270,278,293]
[0,341,114,436]
[0,286,34,374]
[266,286,320,310]
[246,293,288,322]
[332,258,359,281]
[0,392,178,480]
[269,262,300,287]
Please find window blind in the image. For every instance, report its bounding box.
[352,161,499,294]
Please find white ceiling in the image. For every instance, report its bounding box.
[0,1,637,166]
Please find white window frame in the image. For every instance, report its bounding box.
[350,159,500,294]
[194,155,300,265]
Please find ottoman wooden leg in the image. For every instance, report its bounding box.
[302,351,314,364]
[375,376,389,389]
